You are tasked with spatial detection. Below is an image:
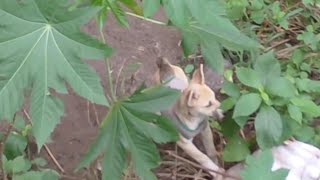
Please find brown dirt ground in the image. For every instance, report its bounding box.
[35,10,225,180]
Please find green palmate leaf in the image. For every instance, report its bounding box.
[236,67,262,89]
[266,77,296,98]
[76,105,118,174]
[181,31,200,56]
[96,6,108,31]
[241,149,289,180]
[223,135,250,162]
[233,93,261,118]
[106,0,129,27]
[78,86,179,180]
[163,0,258,73]
[201,40,224,74]
[291,97,320,117]
[119,0,143,15]
[191,21,258,51]
[123,86,180,112]
[255,106,283,149]
[0,0,111,148]
[143,0,161,18]
[253,51,281,85]
[287,104,302,124]
[162,0,188,26]
[184,0,226,23]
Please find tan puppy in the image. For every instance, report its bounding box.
[154,58,224,178]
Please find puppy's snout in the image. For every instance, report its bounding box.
[212,109,224,122]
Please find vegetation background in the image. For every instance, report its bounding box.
[0,0,320,179]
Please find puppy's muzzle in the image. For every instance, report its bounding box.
[212,109,224,122]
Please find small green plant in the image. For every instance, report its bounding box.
[220,51,320,158]
[297,25,320,51]
[1,115,59,180]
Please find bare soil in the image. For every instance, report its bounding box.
[37,10,224,180]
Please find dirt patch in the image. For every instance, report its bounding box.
[36,10,224,180]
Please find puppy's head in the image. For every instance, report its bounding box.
[156,57,188,91]
[181,64,221,118]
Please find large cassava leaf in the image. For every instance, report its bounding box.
[0,0,111,148]
[162,0,258,73]
[143,0,161,18]
[77,86,179,180]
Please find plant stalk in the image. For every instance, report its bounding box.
[99,29,116,102]
[125,12,167,26]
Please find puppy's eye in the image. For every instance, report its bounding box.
[206,101,212,107]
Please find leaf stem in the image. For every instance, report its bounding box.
[99,29,116,102]
[125,12,167,26]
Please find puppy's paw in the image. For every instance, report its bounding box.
[209,155,219,165]
[202,160,220,178]
[213,168,226,180]
[213,109,224,121]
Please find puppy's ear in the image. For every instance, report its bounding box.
[156,57,171,68]
[187,89,199,107]
[191,64,205,84]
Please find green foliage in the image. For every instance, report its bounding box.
[297,25,320,51]
[3,0,320,179]
[222,50,320,151]
[241,150,289,180]
[255,106,283,149]
[0,0,111,149]
[184,64,195,74]
[77,85,179,180]
[162,0,258,73]
[233,93,261,118]
[143,0,161,18]
[235,67,262,89]
[2,116,59,180]
[3,156,59,180]
[223,135,250,162]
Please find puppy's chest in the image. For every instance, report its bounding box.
[161,109,207,140]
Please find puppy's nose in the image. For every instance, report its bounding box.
[215,101,221,108]
[212,109,224,122]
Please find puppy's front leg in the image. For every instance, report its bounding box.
[177,137,221,178]
[201,123,218,164]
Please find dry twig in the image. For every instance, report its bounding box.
[164,150,241,180]
[22,109,65,173]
